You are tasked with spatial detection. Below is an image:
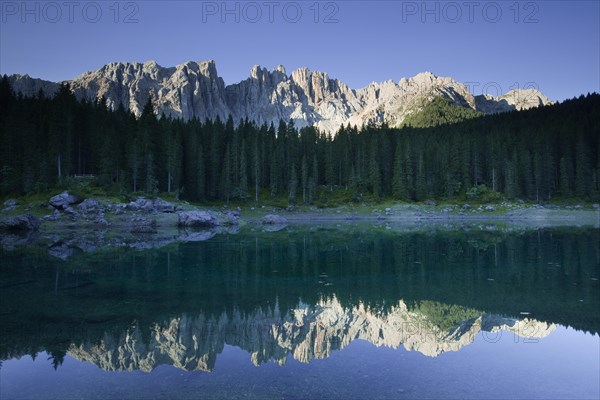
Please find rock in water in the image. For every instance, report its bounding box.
[49,191,79,210]
[48,242,74,260]
[0,214,41,231]
[262,214,288,225]
[177,211,218,227]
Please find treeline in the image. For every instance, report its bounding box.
[1,76,599,202]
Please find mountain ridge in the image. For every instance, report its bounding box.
[6,60,553,132]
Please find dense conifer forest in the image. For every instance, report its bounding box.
[1,76,598,203]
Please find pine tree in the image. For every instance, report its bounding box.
[252,137,260,203]
[392,142,407,200]
[310,154,318,202]
[270,140,282,197]
[145,152,158,194]
[369,154,381,198]
[559,157,572,197]
[289,162,298,202]
[301,155,308,203]
[415,153,427,200]
[575,138,591,198]
[239,139,248,200]
[325,141,336,191]
[196,142,205,200]
[221,144,232,203]
[129,137,141,192]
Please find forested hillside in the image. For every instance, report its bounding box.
[1,76,598,203]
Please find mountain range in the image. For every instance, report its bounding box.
[7,60,553,132]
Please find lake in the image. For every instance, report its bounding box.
[1,224,599,399]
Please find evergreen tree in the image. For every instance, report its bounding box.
[196,142,205,200]
[289,163,298,202]
[301,155,308,204]
[559,157,572,197]
[310,154,318,202]
[221,144,232,203]
[238,139,248,200]
[252,137,260,203]
[392,142,407,200]
[575,138,591,198]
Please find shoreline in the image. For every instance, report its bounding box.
[1,192,599,259]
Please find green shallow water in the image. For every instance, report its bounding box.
[1,225,599,399]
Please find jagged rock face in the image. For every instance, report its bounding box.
[7,74,60,98]
[475,89,553,113]
[7,62,553,133]
[67,298,556,372]
[70,60,230,122]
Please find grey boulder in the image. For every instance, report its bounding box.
[128,198,155,211]
[49,191,79,210]
[177,211,218,227]
[262,214,288,225]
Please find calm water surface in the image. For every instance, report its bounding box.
[1,225,599,399]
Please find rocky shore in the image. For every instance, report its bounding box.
[1,191,598,259]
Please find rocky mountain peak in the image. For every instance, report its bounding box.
[274,64,286,75]
[197,59,218,78]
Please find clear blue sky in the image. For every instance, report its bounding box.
[1,0,598,101]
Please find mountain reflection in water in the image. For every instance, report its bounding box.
[65,298,556,372]
[1,226,598,373]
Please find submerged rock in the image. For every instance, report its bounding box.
[177,211,218,227]
[0,214,41,231]
[48,242,75,260]
[49,191,79,210]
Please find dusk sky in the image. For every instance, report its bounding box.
[1,0,598,101]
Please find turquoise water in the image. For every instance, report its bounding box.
[1,226,599,399]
